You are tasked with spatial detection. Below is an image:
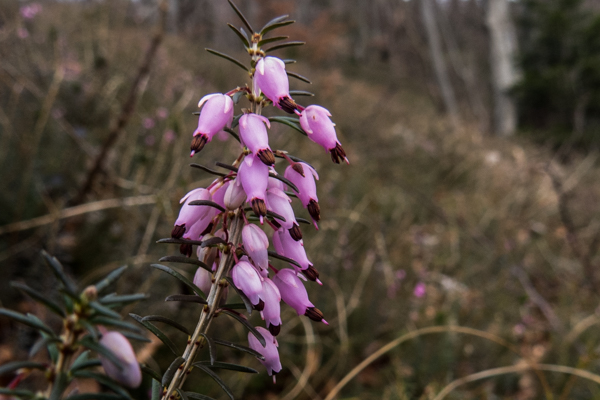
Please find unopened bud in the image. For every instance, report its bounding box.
[224,179,246,210]
[289,225,303,241]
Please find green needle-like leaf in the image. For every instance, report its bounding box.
[0,388,36,398]
[199,333,216,365]
[69,350,91,371]
[260,15,290,33]
[41,250,78,296]
[268,116,307,136]
[224,277,253,315]
[142,365,163,383]
[95,265,128,293]
[227,0,253,33]
[29,336,61,358]
[89,301,122,319]
[265,41,305,53]
[190,163,227,177]
[165,294,208,304]
[268,171,300,192]
[80,320,99,341]
[150,264,206,298]
[261,20,294,36]
[289,90,314,96]
[213,339,264,360]
[188,200,226,213]
[214,162,239,173]
[158,256,211,272]
[99,293,148,305]
[200,237,227,248]
[0,308,55,335]
[49,371,69,400]
[66,394,127,400]
[130,313,181,356]
[142,315,190,336]
[156,238,205,246]
[194,364,235,400]
[221,303,247,310]
[205,49,248,72]
[257,35,289,47]
[223,127,241,142]
[162,356,185,387]
[287,71,312,84]
[296,217,311,225]
[185,393,216,400]
[0,361,46,376]
[267,250,303,270]
[121,331,152,343]
[72,370,132,399]
[194,361,258,374]
[10,282,65,317]
[89,316,144,333]
[69,359,102,373]
[227,23,249,47]
[220,310,265,347]
[176,389,189,400]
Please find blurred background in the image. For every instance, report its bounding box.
[2,0,600,398]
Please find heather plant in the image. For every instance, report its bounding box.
[0,2,348,398]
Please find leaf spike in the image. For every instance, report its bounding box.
[227,0,253,34]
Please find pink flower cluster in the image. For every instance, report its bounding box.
[173,54,348,379]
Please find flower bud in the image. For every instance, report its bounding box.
[239,114,274,166]
[224,178,246,210]
[231,260,263,306]
[284,164,320,228]
[259,278,281,335]
[193,266,213,295]
[99,331,142,388]
[247,327,282,378]
[254,56,298,114]
[191,93,234,156]
[299,105,348,164]
[242,224,269,271]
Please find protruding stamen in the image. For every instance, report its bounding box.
[305,307,325,323]
[329,142,349,164]
[292,162,305,177]
[278,96,298,114]
[251,198,267,217]
[304,266,320,283]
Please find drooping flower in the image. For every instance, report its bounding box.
[172,188,215,239]
[231,260,263,307]
[190,93,234,156]
[247,327,282,379]
[98,330,142,388]
[239,114,275,166]
[284,163,320,228]
[259,278,282,336]
[211,180,230,210]
[254,56,298,114]
[266,188,302,240]
[272,230,312,272]
[242,224,269,271]
[238,154,269,220]
[272,269,328,324]
[298,105,348,164]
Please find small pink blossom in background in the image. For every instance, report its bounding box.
[413,282,426,298]
[143,118,155,129]
[17,28,29,39]
[20,3,42,20]
[163,130,176,143]
[395,269,406,280]
[144,135,155,146]
[156,107,169,120]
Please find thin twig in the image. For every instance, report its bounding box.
[73,0,170,204]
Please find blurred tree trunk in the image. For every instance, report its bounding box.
[420,0,460,128]
[167,0,179,33]
[486,0,519,137]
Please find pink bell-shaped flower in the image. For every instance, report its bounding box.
[238,154,269,220]
[98,330,142,388]
[193,266,213,295]
[211,180,230,210]
[299,105,348,164]
[172,188,215,240]
[191,93,234,156]
[254,56,298,114]
[266,188,302,240]
[247,327,282,379]
[231,260,263,306]
[242,224,269,271]
[273,230,312,272]
[259,278,282,336]
[284,163,320,228]
[267,176,285,191]
[272,269,328,324]
[239,114,275,166]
